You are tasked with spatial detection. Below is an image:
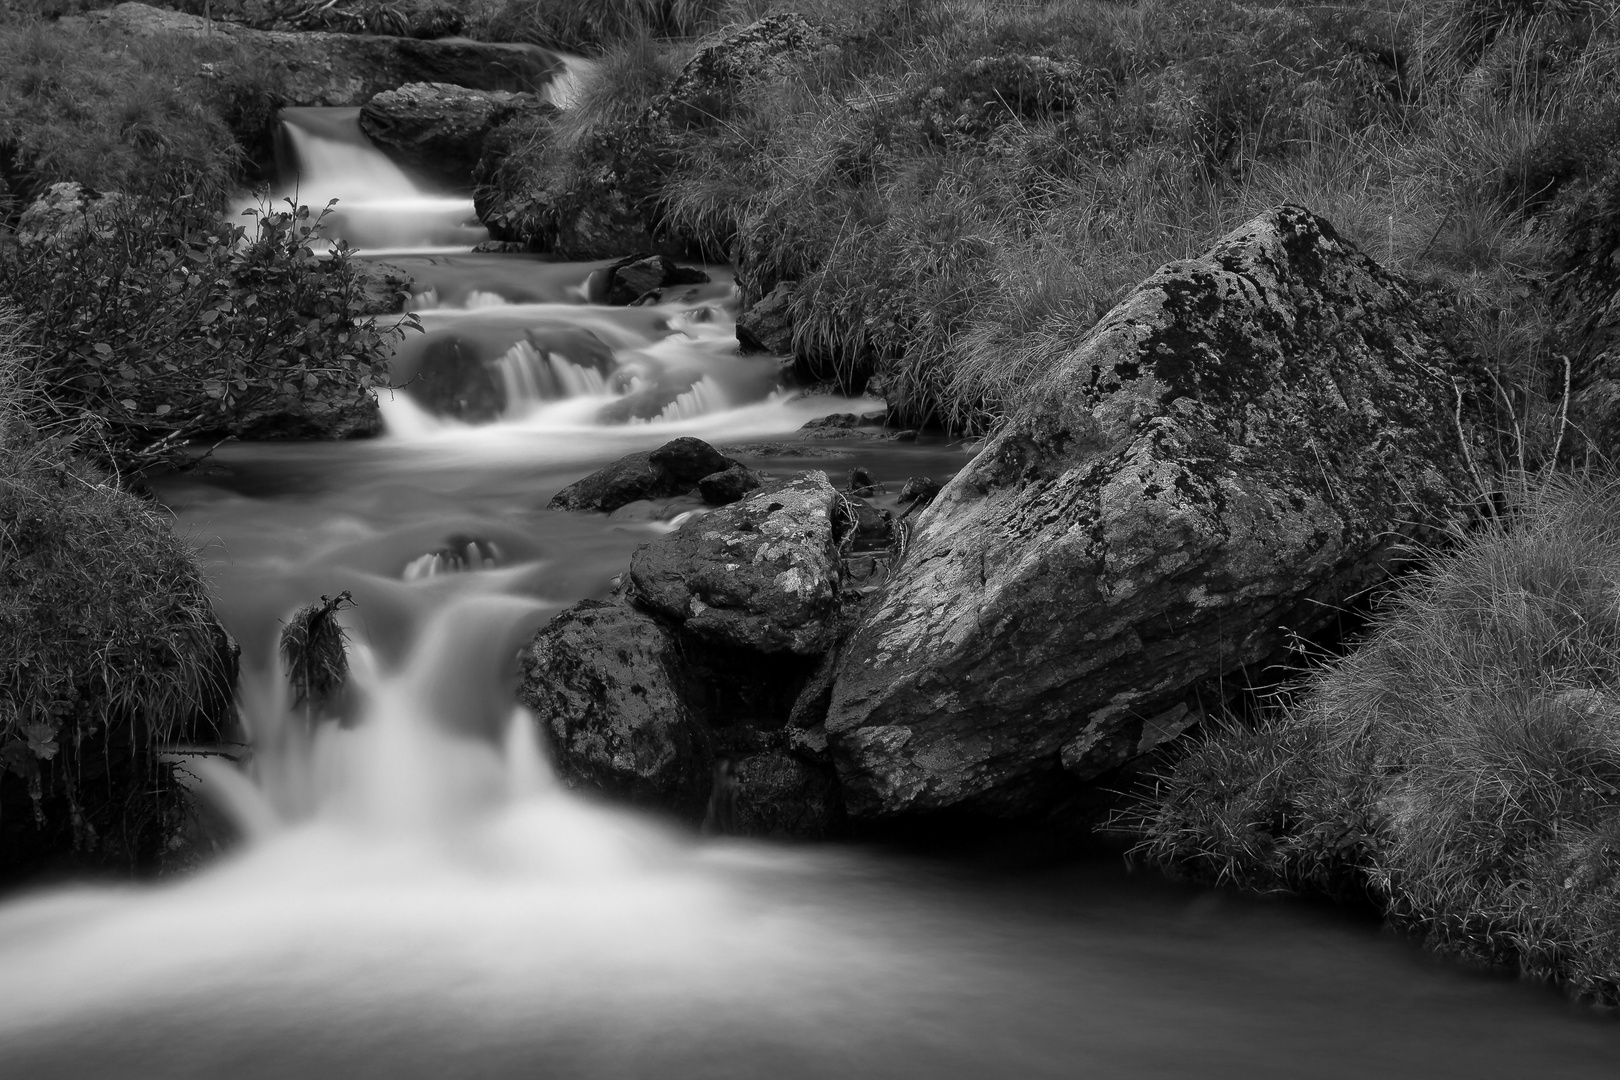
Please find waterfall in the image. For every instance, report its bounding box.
[255,107,489,253]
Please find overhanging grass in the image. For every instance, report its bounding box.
[0,306,233,877]
[1130,473,1620,1005]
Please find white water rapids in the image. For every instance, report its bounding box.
[4,104,1620,1079]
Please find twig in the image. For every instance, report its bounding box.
[1548,353,1572,469]
[1452,377,1489,509]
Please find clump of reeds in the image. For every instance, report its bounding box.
[278,591,354,723]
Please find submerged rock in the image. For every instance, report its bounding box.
[822,205,1478,817]
[736,281,797,355]
[628,472,844,655]
[547,437,733,512]
[360,83,544,187]
[584,253,710,307]
[697,464,763,506]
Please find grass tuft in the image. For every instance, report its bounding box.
[1129,473,1620,1004]
[0,304,234,879]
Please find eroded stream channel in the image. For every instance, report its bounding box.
[1,108,1618,1079]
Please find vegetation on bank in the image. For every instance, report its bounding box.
[476,0,1613,444]
[1,190,407,475]
[0,306,235,880]
[1130,475,1620,1006]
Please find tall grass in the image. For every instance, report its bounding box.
[1131,474,1620,1004]
[490,0,1620,438]
[0,304,234,878]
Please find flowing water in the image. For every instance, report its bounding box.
[4,107,1620,1079]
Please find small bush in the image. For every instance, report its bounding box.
[0,191,412,475]
[1130,474,1620,1004]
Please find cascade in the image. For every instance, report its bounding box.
[6,86,1620,1080]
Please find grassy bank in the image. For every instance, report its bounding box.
[481,0,1620,442]
[1129,474,1620,1005]
[0,306,236,881]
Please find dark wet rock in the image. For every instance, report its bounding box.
[584,254,710,307]
[802,413,861,432]
[736,281,798,355]
[628,472,843,655]
[360,83,544,187]
[705,751,843,839]
[471,239,531,254]
[897,476,941,507]
[548,437,731,512]
[78,5,559,107]
[824,205,1479,818]
[399,335,504,422]
[348,258,414,315]
[229,385,382,440]
[698,464,763,506]
[846,466,880,497]
[796,413,909,442]
[719,443,852,459]
[518,600,709,815]
[837,496,892,553]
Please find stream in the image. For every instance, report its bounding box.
[1,105,1618,1079]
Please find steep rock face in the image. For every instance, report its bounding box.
[518,600,709,815]
[628,472,843,655]
[823,205,1476,817]
[78,4,559,106]
[360,83,544,187]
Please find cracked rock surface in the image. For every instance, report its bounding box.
[628,472,843,655]
[822,205,1478,817]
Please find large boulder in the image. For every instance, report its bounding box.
[627,472,844,655]
[821,206,1477,817]
[518,600,709,815]
[77,4,559,106]
[360,83,545,188]
[547,437,732,512]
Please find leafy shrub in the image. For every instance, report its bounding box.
[1130,475,1620,1004]
[0,190,413,474]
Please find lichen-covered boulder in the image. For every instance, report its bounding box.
[822,205,1477,817]
[518,600,709,814]
[628,472,843,655]
[650,13,832,133]
[548,437,732,512]
[360,83,543,187]
[14,182,132,249]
